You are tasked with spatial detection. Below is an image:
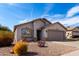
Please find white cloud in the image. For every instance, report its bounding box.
[18,4,53,24]
[8,3,15,5]
[67,6,79,17]
[52,16,79,26]
[41,14,52,18]
[7,3,17,6]
[43,4,54,15]
[18,5,79,27]
[51,5,79,26]
[18,19,32,24]
[41,4,54,18]
[60,16,79,25]
[30,8,34,18]
[41,14,64,20]
[52,14,64,18]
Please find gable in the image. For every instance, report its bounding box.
[33,19,51,30]
[43,22,66,31]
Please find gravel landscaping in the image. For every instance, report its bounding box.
[0,46,15,56]
[0,42,78,56]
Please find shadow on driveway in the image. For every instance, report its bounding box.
[21,52,38,56]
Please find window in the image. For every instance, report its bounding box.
[21,28,31,38]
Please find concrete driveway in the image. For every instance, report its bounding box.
[52,41,79,48]
[50,41,79,56]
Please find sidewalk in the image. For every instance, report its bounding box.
[62,50,79,56]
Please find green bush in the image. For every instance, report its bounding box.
[13,41,28,56]
[0,31,14,46]
[0,25,11,32]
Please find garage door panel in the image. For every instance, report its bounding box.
[47,30,65,41]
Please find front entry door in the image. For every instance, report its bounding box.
[37,30,41,41]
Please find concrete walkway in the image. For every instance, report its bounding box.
[62,50,79,56]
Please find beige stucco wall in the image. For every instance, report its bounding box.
[44,24,66,31]
[34,20,45,29]
[14,29,18,42]
[33,20,51,40]
[14,23,33,41]
[33,20,45,39]
[66,31,72,39]
[41,30,47,39]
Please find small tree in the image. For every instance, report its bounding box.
[0,25,14,46]
[0,25,11,32]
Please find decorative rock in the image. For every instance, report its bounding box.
[38,40,46,47]
[10,49,14,54]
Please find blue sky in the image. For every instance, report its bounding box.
[0,3,79,30]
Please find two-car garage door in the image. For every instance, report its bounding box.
[47,30,65,41]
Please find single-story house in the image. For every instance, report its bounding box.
[66,26,79,39]
[14,18,67,42]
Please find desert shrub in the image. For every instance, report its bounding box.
[13,41,28,56]
[0,31,14,46]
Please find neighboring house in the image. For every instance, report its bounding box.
[14,18,67,42]
[66,26,74,39]
[66,26,79,39]
[72,27,79,38]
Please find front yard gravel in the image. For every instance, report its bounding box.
[0,42,78,56]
